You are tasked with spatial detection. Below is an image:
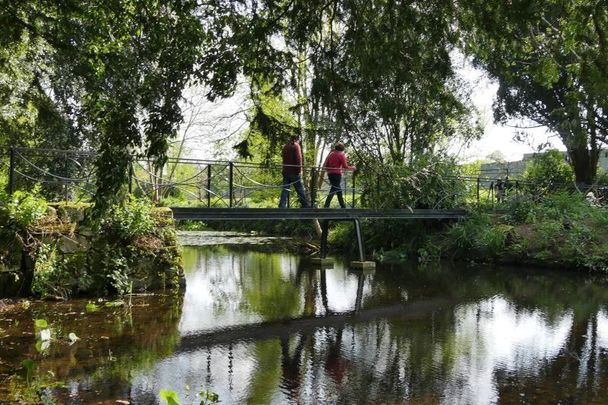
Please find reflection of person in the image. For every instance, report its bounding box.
[279,135,310,208]
[324,328,348,385]
[280,335,306,397]
[323,143,355,208]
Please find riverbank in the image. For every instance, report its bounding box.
[187,193,608,272]
[0,193,183,298]
[421,192,608,272]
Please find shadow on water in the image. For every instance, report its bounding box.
[2,238,608,403]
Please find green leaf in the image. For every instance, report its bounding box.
[200,389,220,403]
[85,303,100,313]
[21,359,35,385]
[34,319,48,329]
[159,389,181,405]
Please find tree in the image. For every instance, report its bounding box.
[460,0,608,185]
[1,0,205,210]
[523,149,574,190]
[311,0,481,166]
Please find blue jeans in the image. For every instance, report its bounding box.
[279,174,310,208]
[324,173,346,208]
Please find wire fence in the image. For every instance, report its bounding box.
[1,147,604,208]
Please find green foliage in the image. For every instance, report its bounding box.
[200,388,220,404]
[101,197,155,240]
[2,192,181,297]
[3,358,65,404]
[2,1,205,211]
[505,192,590,224]
[523,150,574,192]
[160,389,181,405]
[460,0,608,183]
[360,154,469,209]
[0,188,48,230]
[435,191,608,271]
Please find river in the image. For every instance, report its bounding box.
[2,232,608,404]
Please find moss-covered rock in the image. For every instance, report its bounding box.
[1,196,183,299]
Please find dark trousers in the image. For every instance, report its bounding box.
[279,174,310,208]
[324,173,346,208]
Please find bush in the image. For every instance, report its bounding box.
[100,196,155,240]
[358,153,468,209]
[0,188,48,230]
[522,149,574,192]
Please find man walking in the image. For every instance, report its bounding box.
[279,135,310,208]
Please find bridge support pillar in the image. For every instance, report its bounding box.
[316,218,375,269]
[350,218,375,269]
[319,220,329,259]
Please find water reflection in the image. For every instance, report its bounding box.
[3,243,608,403]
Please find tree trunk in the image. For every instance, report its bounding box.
[567,144,599,186]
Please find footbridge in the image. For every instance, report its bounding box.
[3,147,488,265]
[171,207,468,266]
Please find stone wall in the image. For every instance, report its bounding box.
[0,204,183,298]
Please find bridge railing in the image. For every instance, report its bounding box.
[1,147,600,208]
[1,147,97,202]
[0,148,359,208]
[132,157,358,208]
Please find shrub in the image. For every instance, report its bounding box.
[101,196,155,240]
[0,188,48,230]
[522,149,574,192]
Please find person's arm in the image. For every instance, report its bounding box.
[342,154,355,170]
[294,142,303,168]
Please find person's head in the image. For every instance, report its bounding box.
[290,135,300,143]
[334,142,345,151]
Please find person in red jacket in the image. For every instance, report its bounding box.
[323,142,355,208]
[279,135,311,208]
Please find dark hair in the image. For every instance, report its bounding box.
[334,142,345,151]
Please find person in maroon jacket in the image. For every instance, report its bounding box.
[279,135,311,208]
[323,142,355,208]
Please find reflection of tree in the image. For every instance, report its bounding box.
[246,340,282,404]
[4,292,185,403]
[241,252,301,321]
[153,248,608,402]
[330,264,608,403]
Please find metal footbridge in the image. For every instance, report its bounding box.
[3,147,478,265]
[171,207,468,265]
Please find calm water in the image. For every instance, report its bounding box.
[2,237,608,404]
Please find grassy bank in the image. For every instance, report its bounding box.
[423,193,608,271]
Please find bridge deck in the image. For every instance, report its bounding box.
[170,207,468,221]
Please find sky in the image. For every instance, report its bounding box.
[455,61,565,163]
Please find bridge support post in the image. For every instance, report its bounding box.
[207,165,212,208]
[8,147,15,195]
[350,218,375,270]
[320,220,329,259]
[353,219,364,262]
[351,171,356,208]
